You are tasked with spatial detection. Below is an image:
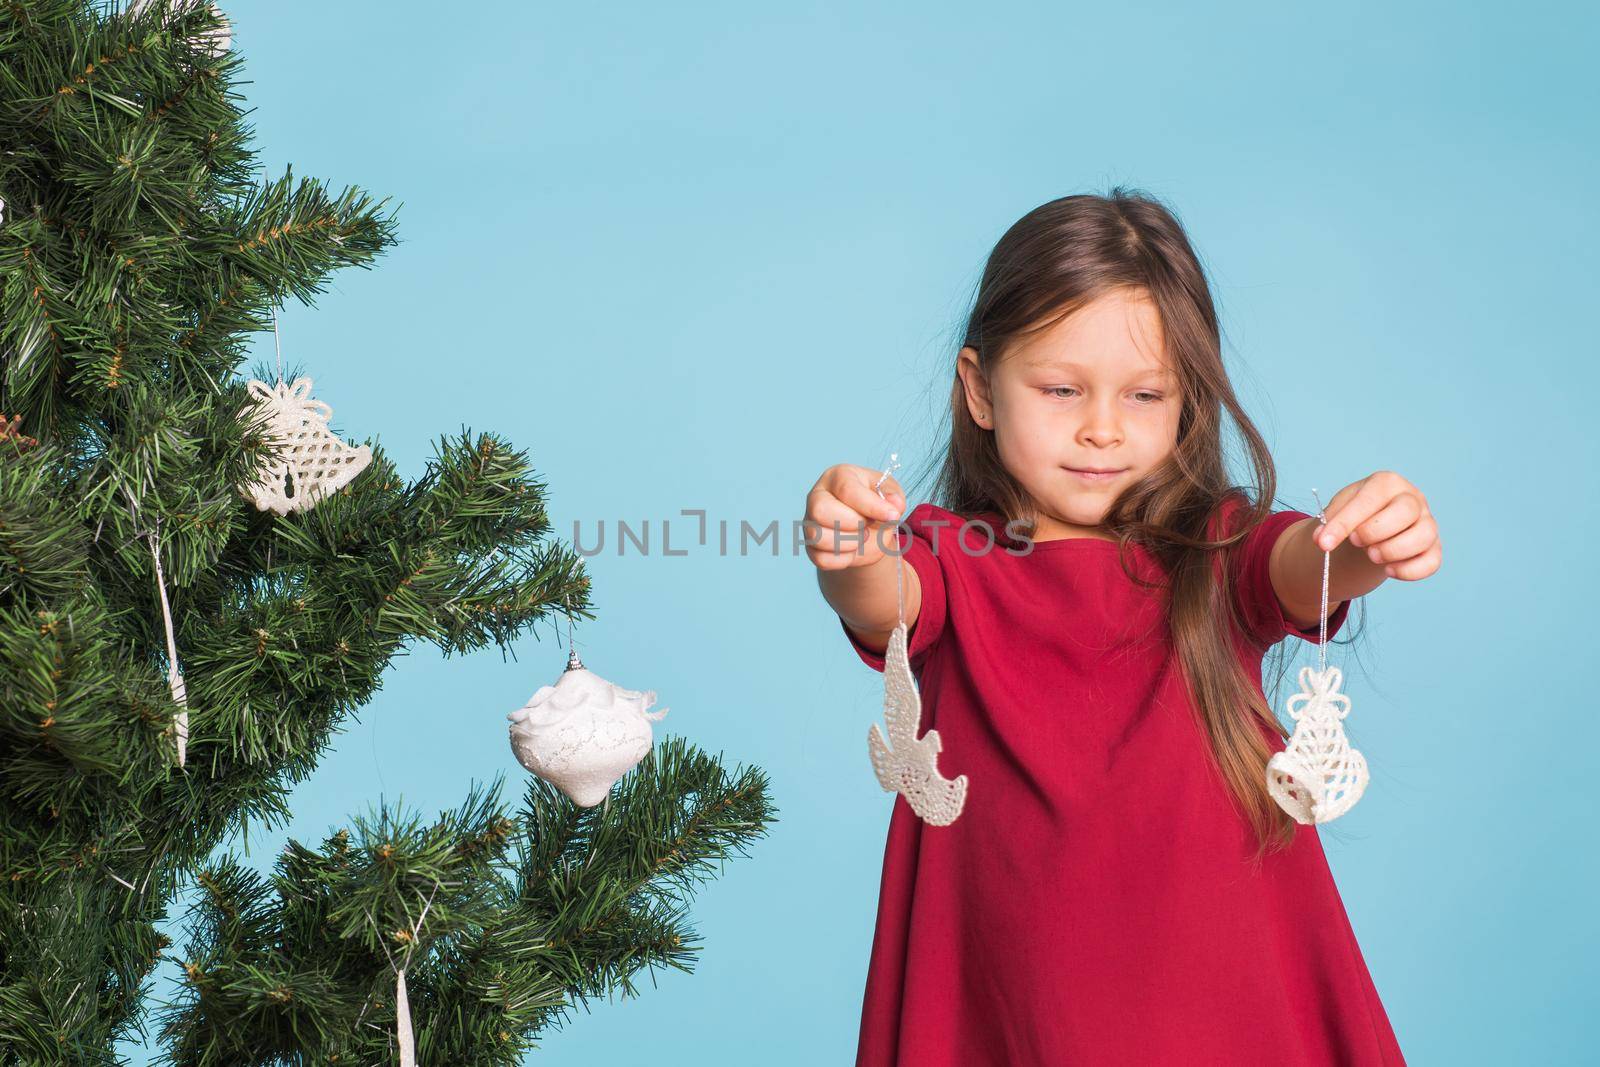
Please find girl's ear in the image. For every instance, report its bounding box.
[957,347,994,429]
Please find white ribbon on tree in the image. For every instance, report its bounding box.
[147,519,189,768]
[371,881,438,1066]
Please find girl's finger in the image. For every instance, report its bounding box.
[1384,542,1442,581]
[1365,514,1437,564]
[1318,476,1391,551]
[834,468,904,522]
[874,473,908,515]
[814,490,907,556]
[804,491,877,552]
[1350,492,1422,550]
[807,545,859,571]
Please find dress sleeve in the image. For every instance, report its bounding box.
[1229,506,1352,649]
[837,503,950,674]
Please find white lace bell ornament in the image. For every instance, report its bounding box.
[238,376,372,515]
[507,647,669,807]
[863,454,968,826]
[1265,495,1371,824]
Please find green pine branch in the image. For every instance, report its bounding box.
[0,3,775,1060]
[157,740,775,1065]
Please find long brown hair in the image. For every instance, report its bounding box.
[917,187,1304,861]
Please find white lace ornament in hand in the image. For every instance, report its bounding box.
[508,647,669,807]
[239,377,372,515]
[1265,496,1371,824]
[864,454,968,826]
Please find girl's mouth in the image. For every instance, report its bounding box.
[1065,467,1127,482]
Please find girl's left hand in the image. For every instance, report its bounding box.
[1315,470,1442,581]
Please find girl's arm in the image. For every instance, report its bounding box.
[819,552,923,655]
[1268,470,1443,628]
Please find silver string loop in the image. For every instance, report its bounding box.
[272,307,284,384]
[1310,489,1332,674]
[872,453,904,625]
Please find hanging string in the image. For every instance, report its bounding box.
[147,518,189,767]
[271,306,284,385]
[560,610,583,672]
[872,452,904,625]
[1310,488,1332,675]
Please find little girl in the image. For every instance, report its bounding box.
[805,190,1438,1065]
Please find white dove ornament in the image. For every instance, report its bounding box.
[863,452,968,826]
[1264,494,1371,825]
[508,648,669,807]
[868,620,968,825]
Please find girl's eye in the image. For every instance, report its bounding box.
[1043,387,1164,403]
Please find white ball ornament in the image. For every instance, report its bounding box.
[508,647,669,807]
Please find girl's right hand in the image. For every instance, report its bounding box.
[804,463,907,570]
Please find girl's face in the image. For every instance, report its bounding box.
[958,287,1181,540]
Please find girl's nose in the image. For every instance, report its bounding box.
[1077,398,1123,447]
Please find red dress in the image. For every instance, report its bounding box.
[839,500,1406,1065]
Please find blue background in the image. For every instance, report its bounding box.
[120,2,1595,1063]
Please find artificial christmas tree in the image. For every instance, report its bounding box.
[0,2,773,1061]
